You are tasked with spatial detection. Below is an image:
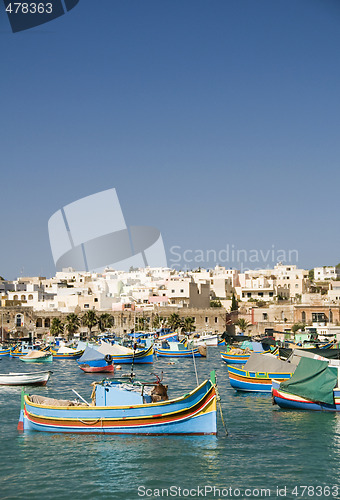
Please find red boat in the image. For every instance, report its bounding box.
[79,363,114,374]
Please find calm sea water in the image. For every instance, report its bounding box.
[0,349,339,500]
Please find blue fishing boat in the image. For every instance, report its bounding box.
[18,371,217,435]
[155,341,206,358]
[0,347,10,356]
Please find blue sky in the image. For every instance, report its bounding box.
[1,0,340,279]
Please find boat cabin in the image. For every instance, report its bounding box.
[95,381,153,406]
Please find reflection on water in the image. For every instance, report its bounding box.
[1,350,340,499]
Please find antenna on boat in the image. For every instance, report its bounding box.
[191,345,199,386]
[130,341,137,380]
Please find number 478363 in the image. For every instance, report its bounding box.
[5,3,53,14]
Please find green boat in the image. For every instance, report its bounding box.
[19,351,53,363]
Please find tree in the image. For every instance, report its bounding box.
[98,313,114,332]
[291,323,305,333]
[82,310,98,339]
[64,313,80,340]
[236,318,250,333]
[167,313,183,331]
[50,317,64,337]
[231,293,238,312]
[135,317,148,331]
[152,314,164,329]
[308,269,314,280]
[210,299,222,308]
[182,316,195,333]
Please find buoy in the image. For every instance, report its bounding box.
[116,365,122,370]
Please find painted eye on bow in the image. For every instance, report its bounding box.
[3,0,80,33]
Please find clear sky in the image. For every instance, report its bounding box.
[1,0,340,279]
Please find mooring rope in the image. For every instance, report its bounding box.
[215,377,228,436]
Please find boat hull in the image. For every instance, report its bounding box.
[79,364,114,373]
[227,365,292,392]
[0,349,10,356]
[19,380,216,435]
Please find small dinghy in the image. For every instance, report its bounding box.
[0,370,52,386]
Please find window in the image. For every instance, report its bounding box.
[247,292,251,298]
[84,304,89,308]
[205,317,208,323]
[263,313,268,320]
[215,317,218,323]
[269,292,273,297]
[258,292,263,297]
[94,298,98,302]
[180,289,184,293]
[301,311,306,322]
[171,290,175,293]
[312,312,325,322]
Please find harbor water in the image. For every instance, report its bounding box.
[0,348,339,500]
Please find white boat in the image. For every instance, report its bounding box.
[191,332,219,346]
[0,370,52,386]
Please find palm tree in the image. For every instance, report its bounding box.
[236,318,251,333]
[167,313,183,332]
[182,316,195,333]
[50,317,64,337]
[82,310,98,339]
[64,313,80,340]
[98,313,114,333]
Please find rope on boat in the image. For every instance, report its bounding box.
[78,418,101,425]
[215,376,228,437]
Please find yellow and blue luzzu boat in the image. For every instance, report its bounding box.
[18,371,218,435]
[50,347,84,359]
[221,341,271,365]
[0,347,10,356]
[226,353,295,392]
[96,343,154,364]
